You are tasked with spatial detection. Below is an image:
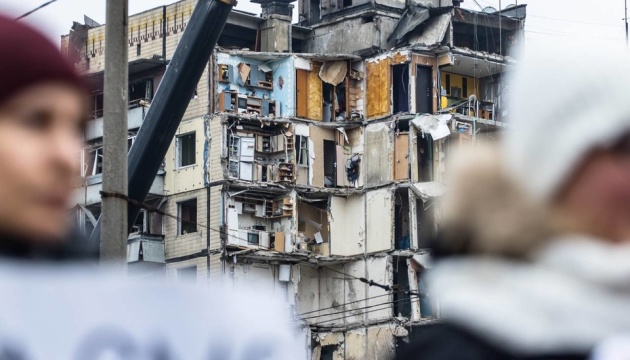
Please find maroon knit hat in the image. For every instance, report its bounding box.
[0,14,84,106]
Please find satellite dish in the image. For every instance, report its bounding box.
[505,4,516,9]
[482,6,498,14]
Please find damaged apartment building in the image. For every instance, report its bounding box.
[64,0,524,357]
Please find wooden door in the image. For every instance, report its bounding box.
[296,69,308,118]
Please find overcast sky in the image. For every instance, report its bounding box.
[1,0,627,49]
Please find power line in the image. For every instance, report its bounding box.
[298,292,395,317]
[321,266,423,296]
[15,0,58,20]
[300,292,419,321]
[310,297,416,327]
[99,191,256,248]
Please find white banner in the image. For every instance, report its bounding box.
[0,262,304,360]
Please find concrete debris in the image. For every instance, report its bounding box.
[319,61,348,85]
[388,6,430,44]
[412,114,452,140]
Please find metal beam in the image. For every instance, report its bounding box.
[90,0,236,247]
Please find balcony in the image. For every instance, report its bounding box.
[127,234,165,277]
[75,170,164,206]
[85,100,149,142]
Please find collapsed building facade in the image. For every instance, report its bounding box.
[64,0,525,357]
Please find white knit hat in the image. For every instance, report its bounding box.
[504,41,630,200]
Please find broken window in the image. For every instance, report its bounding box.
[177,265,197,282]
[296,135,309,167]
[129,78,154,103]
[392,64,410,114]
[177,132,196,168]
[178,198,197,235]
[83,147,102,177]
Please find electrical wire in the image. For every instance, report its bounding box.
[299,292,419,321]
[98,190,256,248]
[321,266,423,297]
[310,297,417,326]
[297,292,395,317]
[15,0,58,20]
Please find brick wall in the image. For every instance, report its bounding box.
[164,188,207,260]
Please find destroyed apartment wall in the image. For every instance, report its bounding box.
[302,15,399,55]
[295,57,362,122]
[215,52,291,117]
[365,51,439,118]
[329,195,365,256]
[452,7,524,56]
[312,323,405,360]
[225,190,295,252]
[296,257,392,327]
[225,120,295,183]
[297,200,330,256]
[307,126,363,188]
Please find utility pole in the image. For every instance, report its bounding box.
[101,0,129,267]
[625,0,629,46]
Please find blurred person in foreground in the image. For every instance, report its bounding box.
[0,15,94,260]
[398,43,630,360]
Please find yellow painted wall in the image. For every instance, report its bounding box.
[441,71,477,99]
[164,117,206,194]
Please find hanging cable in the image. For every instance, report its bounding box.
[299,292,419,321]
[298,292,395,317]
[310,297,417,327]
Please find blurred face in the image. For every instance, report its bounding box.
[556,140,630,242]
[0,83,84,243]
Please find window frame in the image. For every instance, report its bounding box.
[176,132,196,169]
[178,198,198,235]
[296,135,309,167]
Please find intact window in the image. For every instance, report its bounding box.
[296,135,309,167]
[177,132,196,168]
[178,198,197,235]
